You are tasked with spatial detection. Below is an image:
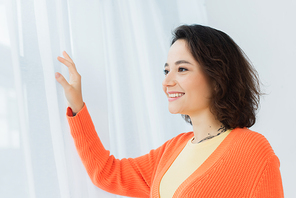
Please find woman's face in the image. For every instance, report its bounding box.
[162,39,212,116]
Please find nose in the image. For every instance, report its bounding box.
[162,71,177,88]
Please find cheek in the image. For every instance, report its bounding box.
[187,77,212,101]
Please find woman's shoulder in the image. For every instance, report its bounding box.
[233,127,272,144]
[231,127,276,158]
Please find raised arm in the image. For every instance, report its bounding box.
[55,52,166,197]
[66,104,167,197]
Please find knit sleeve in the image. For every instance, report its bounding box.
[66,104,167,197]
[252,154,284,198]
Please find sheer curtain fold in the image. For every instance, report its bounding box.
[4,0,36,197]
[0,0,206,197]
[33,0,71,197]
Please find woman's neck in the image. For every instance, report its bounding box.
[189,109,225,144]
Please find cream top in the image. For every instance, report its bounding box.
[159,129,232,198]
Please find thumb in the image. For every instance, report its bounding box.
[55,72,70,89]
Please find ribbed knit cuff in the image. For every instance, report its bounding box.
[66,103,98,141]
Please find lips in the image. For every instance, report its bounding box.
[167,91,185,102]
[167,91,185,94]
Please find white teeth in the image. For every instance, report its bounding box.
[168,93,184,98]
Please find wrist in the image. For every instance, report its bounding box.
[71,102,84,115]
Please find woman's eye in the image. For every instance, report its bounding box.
[178,67,188,72]
[164,69,169,75]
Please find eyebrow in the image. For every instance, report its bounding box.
[164,60,193,68]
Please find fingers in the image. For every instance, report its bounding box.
[57,51,81,84]
[62,51,74,64]
[57,56,73,68]
[57,55,78,76]
[55,72,71,89]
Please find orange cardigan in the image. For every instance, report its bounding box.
[67,104,284,197]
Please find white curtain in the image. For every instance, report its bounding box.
[0,0,207,197]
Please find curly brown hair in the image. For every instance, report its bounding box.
[171,24,261,129]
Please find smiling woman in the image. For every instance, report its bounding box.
[56,24,284,197]
[163,39,213,125]
[171,25,261,130]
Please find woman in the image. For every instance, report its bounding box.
[55,25,284,197]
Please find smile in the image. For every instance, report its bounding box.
[168,93,185,102]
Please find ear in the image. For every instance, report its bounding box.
[211,80,218,92]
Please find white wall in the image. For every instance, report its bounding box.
[205,0,296,197]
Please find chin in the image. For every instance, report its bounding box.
[168,107,182,114]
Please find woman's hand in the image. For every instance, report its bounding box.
[55,51,84,114]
